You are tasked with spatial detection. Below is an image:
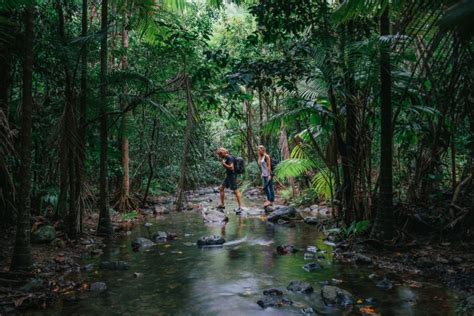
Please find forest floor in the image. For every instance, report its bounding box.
[0,187,473,314]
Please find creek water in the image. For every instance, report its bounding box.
[39,191,456,315]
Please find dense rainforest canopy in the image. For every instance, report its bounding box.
[0,0,473,275]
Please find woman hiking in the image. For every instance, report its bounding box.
[257,145,275,206]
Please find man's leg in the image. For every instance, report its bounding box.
[234,189,242,209]
[219,185,225,207]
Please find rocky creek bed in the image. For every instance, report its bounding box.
[0,187,473,315]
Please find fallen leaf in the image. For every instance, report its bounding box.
[359,306,379,315]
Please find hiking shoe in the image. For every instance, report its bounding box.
[216,205,225,210]
[234,208,243,215]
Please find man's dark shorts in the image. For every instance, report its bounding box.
[222,173,238,191]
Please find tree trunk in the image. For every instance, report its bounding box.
[176,76,195,211]
[11,5,34,271]
[76,0,88,234]
[371,6,395,241]
[114,12,136,212]
[0,11,12,118]
[97,0,112,235]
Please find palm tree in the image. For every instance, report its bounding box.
[11,4,35,270]
[371,4,395,240]
[97,0,112,235]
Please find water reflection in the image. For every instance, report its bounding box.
[36,194,456,316]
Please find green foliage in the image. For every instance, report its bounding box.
[121,211,139,221]
[326,220,371,239]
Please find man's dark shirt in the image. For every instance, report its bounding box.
[224,155,236,176]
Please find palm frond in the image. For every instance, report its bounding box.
[275,158,316,180]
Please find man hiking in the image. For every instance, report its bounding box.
[216,147,243,212]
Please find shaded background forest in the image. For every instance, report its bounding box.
[0,0,473,270]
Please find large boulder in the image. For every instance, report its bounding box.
[321,285,354,308]
[287,281,314,294]
[267,206,297,223]
[197,235,225,247]
[31,225,56,243]
[131,237,154,250]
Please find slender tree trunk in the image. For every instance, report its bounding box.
[142,119,158,206]
[176,76,195,212]
[371,6,394,240]
[97,0,112,235]
[11,5,34,271]
[115,12,134,212]
[76,0,88,234]
[0,12,12,117]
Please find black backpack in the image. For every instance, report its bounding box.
[234,157,245,174]
[270,157,279,176]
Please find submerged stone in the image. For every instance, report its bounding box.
[257,296,293,309]
[321,285,354,308]
[287,281,314,294]
[90,282,107,293]
[263,288,284,296]
[152,231,168,242]
[99,261,129,271]
[197,235,225,247]
[277,245,298,255]
[131,237,154,250]
[303,262,321,272]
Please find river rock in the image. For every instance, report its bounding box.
[287,281,314,294]
[354,253,372,264]
[263,288,284,296]
[304,217,319,225]
[257,296,293,309]
[153,231,168,242]
[321,285,354,308]
[197,235,225,247]
[32,225,56,243]
[90,282,107,293]
[131,237,154,250]
[201,208,228,223]
[303,262,321,272]
[301,307,316,315]
[277,245,298,255]
[99,261,129,271]
[267,206,297,222]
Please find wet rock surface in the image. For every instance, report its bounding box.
[303,262,321,272]
[267,206,297,223]
[196,235,225,247]
[131,237,154,250]
[256,289,293,309]
[287,281,313,294]
[321,285,354,308]
[201,208,229,223]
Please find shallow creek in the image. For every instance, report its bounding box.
[38,191,456,315]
